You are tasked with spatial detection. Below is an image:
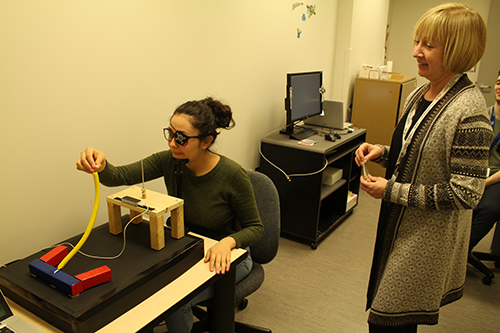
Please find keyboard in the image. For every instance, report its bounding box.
[290,128,317,140]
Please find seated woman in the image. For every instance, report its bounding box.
[469,70,500,253]
[76,97,264,333]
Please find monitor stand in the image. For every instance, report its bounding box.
[281,127,317,141]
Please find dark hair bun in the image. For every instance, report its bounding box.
[172,97,236,149]
[204,97,235,130]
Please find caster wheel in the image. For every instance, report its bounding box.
[311,243,318,250]
[482,276,492,285]
[238,299,248,310]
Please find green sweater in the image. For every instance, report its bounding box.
[99,151,264,248]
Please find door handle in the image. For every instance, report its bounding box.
[479,84,491,90]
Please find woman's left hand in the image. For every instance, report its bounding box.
[204,237,237,274]
[360,174,388,199]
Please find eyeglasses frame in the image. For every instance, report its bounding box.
[163,127,206,146]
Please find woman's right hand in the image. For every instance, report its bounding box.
[355,143,383,166]
[76,147,106,173]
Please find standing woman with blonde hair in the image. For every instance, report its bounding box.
[355,3,491,332]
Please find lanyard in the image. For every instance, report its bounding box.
[490,106,500,152]
[396,73,462,174]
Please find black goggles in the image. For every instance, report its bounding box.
[163,128,205,146]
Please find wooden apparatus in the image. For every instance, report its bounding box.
[106,186,184,250]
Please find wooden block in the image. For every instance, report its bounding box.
[170,206,184,239]
[107,186,183,218]
[106,186,185,250]
[149,215,165,251]
[75,266,112,291]
[39,245,68,267]
[29,259,83,296]
[107,201,122,235]
[130,209,143,224]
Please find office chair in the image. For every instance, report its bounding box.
[468,223,500,285]
[192,170,280,333]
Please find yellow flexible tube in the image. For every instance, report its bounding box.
[58,172,100,270]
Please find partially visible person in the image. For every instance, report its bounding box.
[469,70,500,252]
[355,3,491,332]
[77,97,264,333]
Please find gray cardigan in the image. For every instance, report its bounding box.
[367,74,492,326]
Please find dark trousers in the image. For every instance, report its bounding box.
[469,182,500,250]
[369,323,417,333]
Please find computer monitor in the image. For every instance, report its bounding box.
[282,71,324,140]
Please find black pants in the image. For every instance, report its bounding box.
[369,323,417,333]
[469,182,500,250]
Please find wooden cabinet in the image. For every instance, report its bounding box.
[260,128,366,249]
[351,77,417,177]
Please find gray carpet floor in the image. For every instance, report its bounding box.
[235,190,500,333]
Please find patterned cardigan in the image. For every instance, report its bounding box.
[366,74,492,326]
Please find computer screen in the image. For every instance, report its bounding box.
[282,71,323,139]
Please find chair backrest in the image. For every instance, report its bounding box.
[246,170,280,265]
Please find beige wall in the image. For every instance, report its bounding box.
[477,0,500,107]
[331,0,390,117]
[0,0,392,265]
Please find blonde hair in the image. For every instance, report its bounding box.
[414,3,487,73]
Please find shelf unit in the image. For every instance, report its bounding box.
[351,76,416,177]
[260,128,366,249]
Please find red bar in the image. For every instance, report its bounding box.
[75,266,112,291]
[39,245,68,267]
